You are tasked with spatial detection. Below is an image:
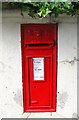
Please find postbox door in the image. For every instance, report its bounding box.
[28,57,52,108]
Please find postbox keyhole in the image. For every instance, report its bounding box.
[34,86,36,88]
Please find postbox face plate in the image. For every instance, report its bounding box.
[29,57,51,107]
[21,24,57,112]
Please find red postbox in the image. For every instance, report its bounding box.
[21,24,57,112]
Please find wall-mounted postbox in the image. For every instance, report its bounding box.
[21,24,57,112]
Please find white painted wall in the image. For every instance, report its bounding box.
[0,10,77,118]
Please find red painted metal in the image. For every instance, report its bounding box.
[21,24,58,112]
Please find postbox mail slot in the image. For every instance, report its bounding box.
[26,44,51,47]
[25,44,55,50]
[21,24,57,112]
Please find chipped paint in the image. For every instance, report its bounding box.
[58,92,68,109]
[13,89,23,107]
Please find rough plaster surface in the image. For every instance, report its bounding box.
[78,17,79,119]
[0,10,77,118]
